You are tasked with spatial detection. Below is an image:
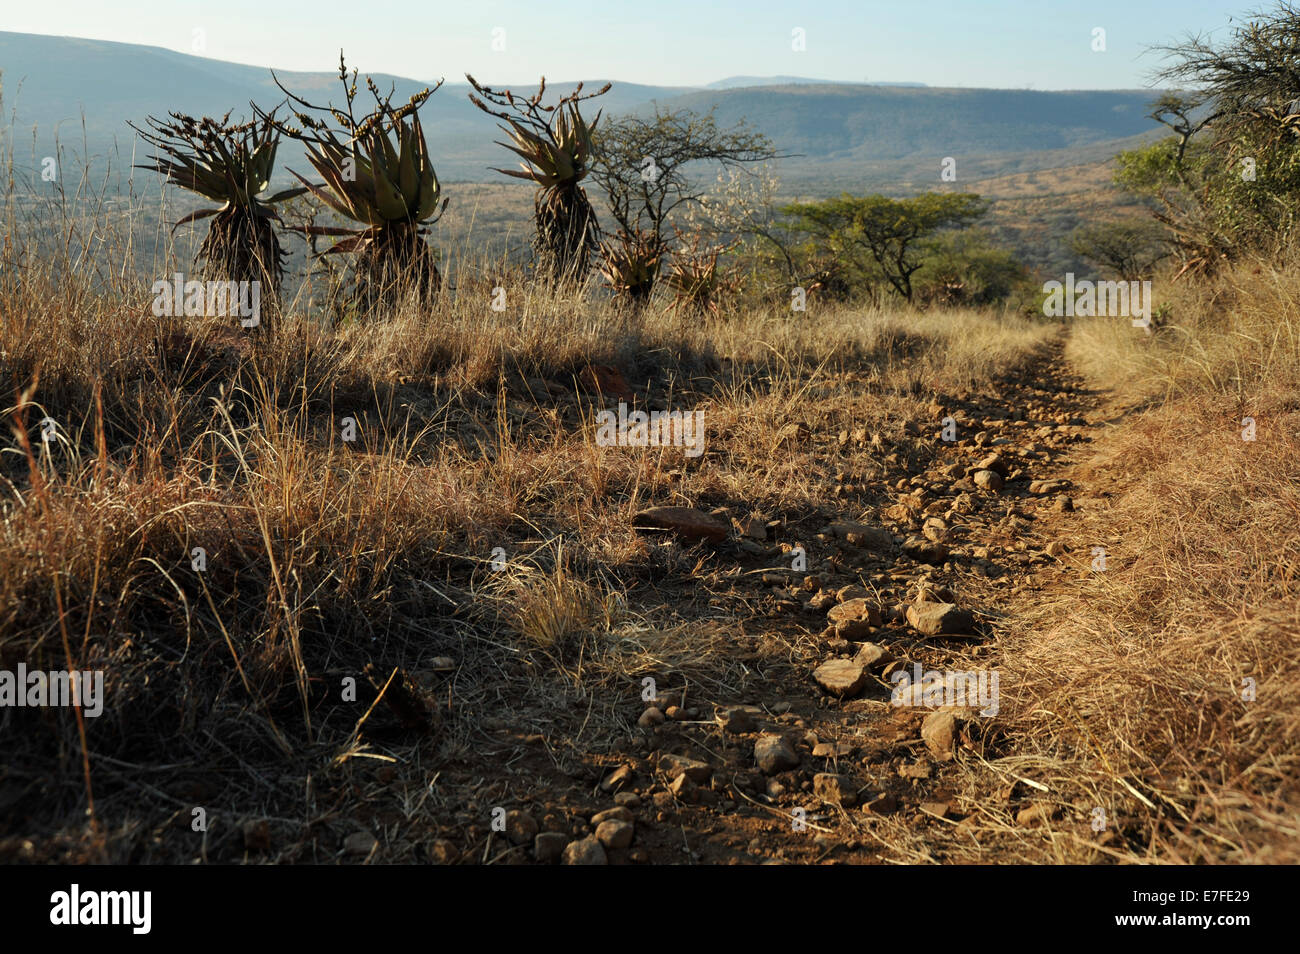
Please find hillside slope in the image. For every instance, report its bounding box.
[1,32,1164,187]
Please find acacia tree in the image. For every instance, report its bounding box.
[589,107,778,301]
[589,106,778,242]
[1068,220,1169,281]
[1117,4,1300,274]
[781,192,988,302]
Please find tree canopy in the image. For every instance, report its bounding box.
[589,106,778,243]
[781,192,988,301]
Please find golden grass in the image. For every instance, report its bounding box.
[998,256,1300,863]
[0,178,1059,860]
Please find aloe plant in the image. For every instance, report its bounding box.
[265,55,448,311]
[661,230,736,317]
[466,75,608,285]
[598,228,664,305]
[132,110,305,300]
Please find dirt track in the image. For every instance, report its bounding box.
[382,334,1119,865]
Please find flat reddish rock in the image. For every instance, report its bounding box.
[906,602,975,636]
[828,598,882,626]
[812,659,869,697]
[632,506,729,543]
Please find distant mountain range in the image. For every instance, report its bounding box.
[0,32,1166,191]
[704,76,928,89]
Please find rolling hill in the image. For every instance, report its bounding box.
[0,31,1167,191]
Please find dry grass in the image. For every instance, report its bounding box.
[9,152,1296,865]
[0,173,1058,861]
[996,257,1300,863]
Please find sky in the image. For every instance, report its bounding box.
[0,0,1266,89]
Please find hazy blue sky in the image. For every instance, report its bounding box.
[2,0,1264,88]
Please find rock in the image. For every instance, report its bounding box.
[813,773,856,805]
[664,705,686,721]
[828,598,882,626]
[637,707,666,728]
[600,764,634,792]
[533,832,568,863]
[591,806,634,825]
[921,710,959,760]
[613,792,641,809]
[505,810,539,845]
[427,839,461,864]
[562,836,608,865]
[902,536,949,565]
[668,774,697,802]
[1016,803,1056,827]
[1029,479,1071,495]
[973,469,1004,492]
[835,585,871,603]
[827,520,893,551]
[834,618,875,641]
[864,792,898,814]
[812,659,869,697]
[852,642,893,671]
[898,760,932,780]
[242,819,271,854]
[717,705,759,734]
[659,753,712,784]
[595,819,635,850]
[631,506,729,543]
[343,831,377,857]
[754,734,800,774]
[1045,541,1066,557]
[579,364,635,402]
[906,602,975,636]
